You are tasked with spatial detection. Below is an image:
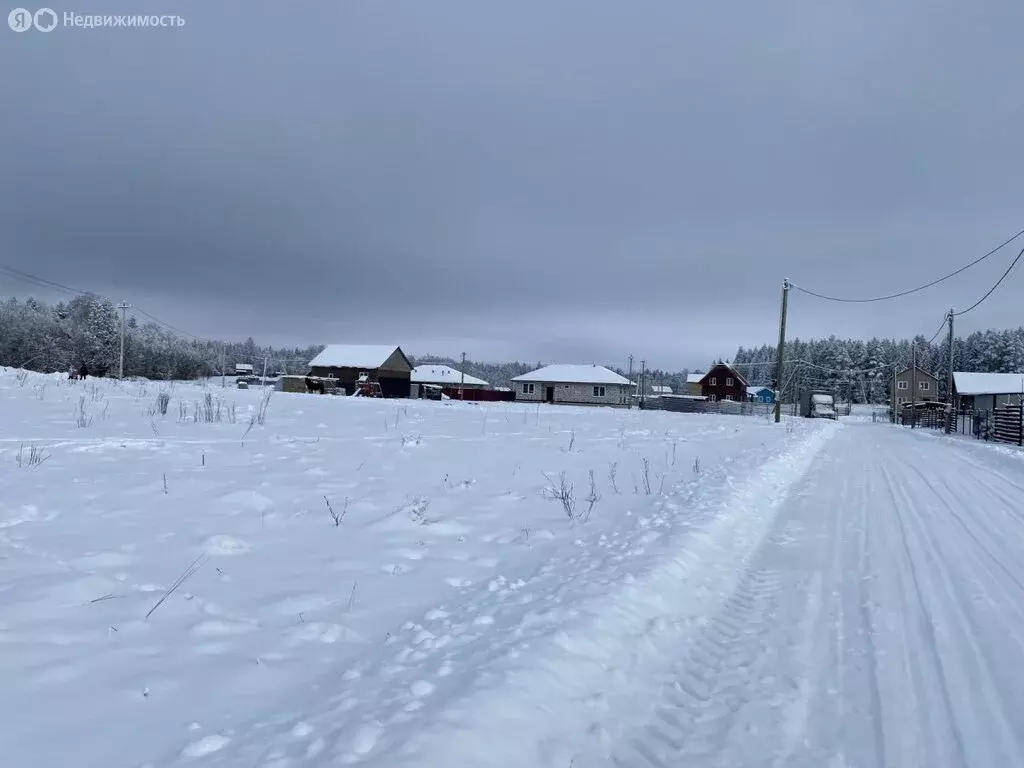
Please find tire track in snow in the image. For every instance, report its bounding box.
[893,455,1024,763]
[383,425,839,768]
[618,566,787,767]
[879,460,970,767]
[905,462,1024,613]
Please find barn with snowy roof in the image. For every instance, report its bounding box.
[512,364,632,407]
[307,344,413,398]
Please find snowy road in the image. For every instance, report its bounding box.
[610,424,1024,768]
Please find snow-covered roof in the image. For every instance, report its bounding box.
[953,372,1024,396]
[412,365,489,387]
[692,364,748,386]
[651,385,673,394]
[308,345,406,370]
[512,364,631,386]
[747,385,773,395]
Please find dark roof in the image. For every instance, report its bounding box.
[700,362,749,387]
[894,366,938,380]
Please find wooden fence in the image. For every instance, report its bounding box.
[991,405,1024,446]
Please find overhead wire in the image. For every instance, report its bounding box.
[925,314,949,346]
[0,264,91,297]
[0,262,214,343]
[789,227,1024,303]
[952,243,1024,317]
[131,306,215,343]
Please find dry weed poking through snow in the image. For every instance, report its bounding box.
[0,368,830,768]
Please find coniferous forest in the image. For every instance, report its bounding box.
[2,293,1021,404]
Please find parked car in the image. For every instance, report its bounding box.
[810,393,838,420]
[800,390,838,419]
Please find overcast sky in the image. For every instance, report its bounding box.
[3,0,1023,370]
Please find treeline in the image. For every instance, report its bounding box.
[6,293,1019,404]
[734,328,1024,403]
[0,295,324,379]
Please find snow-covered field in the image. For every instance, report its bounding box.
[5,369,1024,767]
[0,370,827,766]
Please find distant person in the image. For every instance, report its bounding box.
[79,363,88,379]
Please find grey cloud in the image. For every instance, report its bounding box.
[3,0,1024,370]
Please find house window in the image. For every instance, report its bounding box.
[726,377,733,386]
[593,386,606,397]
[897,381,908,390]
[919,381,930,391]
[724,395,733,401]
[709,377,717,386]
[523,383,535,394]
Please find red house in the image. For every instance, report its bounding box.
[700,363,748,402]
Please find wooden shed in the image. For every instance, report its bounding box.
[307,344,413,398]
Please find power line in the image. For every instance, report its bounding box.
[789,227,1024,303]
[730,358,892,375]
[131,307,214,343]
[952,243,1024,318]
[925,314,949,346]
[0,264,92,297]
[0,262,214,343]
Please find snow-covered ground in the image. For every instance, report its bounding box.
[3,369,1023,767]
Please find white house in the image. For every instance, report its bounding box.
[512,364,632,406]
[411,364,490,389]
[651,385,673,396]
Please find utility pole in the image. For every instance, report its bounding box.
[638,360,647,409]
[945,308,955,434]
[911,345,917,428]
[116,301,130,379]
[261,355,268,388]
[773,279,791,423]
[628,355,634,408]
[221,344,226,389]
[892,364,897,423]
[460,352,466,400]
